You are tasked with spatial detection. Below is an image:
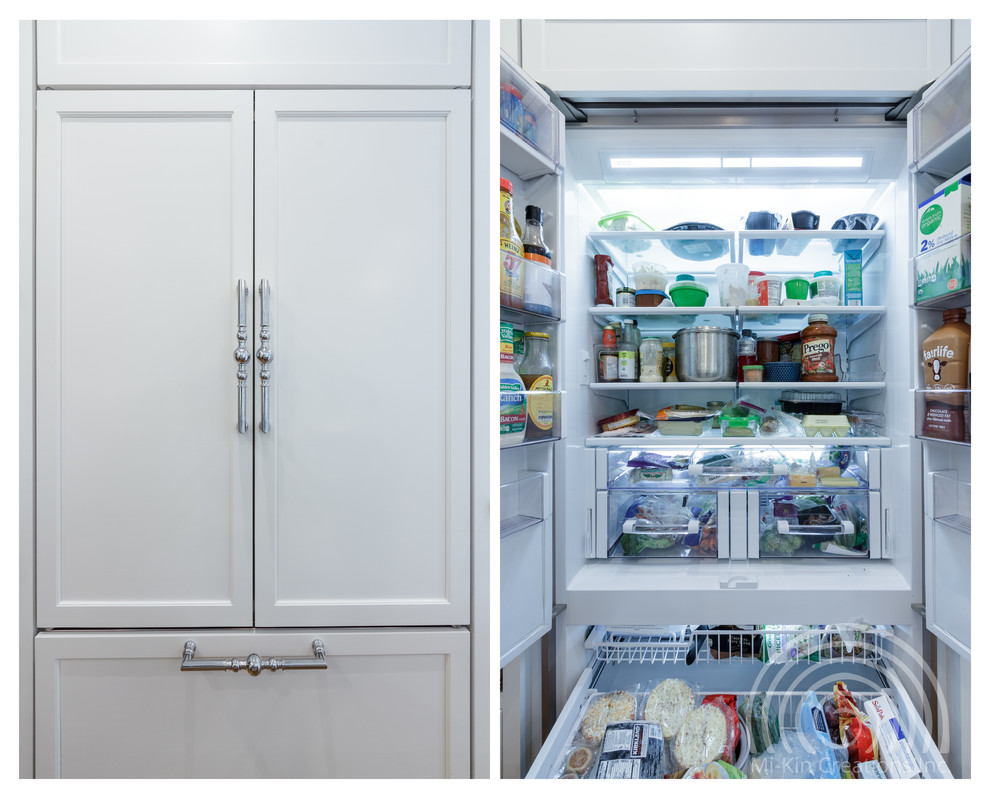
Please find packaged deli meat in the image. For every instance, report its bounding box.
[595,721,666,779]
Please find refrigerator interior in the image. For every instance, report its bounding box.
[526,119,955,776]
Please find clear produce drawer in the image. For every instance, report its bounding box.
[596,446,877,491]
[595,490,728,560]
[748,490,879,559]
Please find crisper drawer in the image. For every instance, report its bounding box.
[501,471,553,666]
[595,490,728,560]
[748,490,880,559]
[527,626,952,780]
[35,628,469,778]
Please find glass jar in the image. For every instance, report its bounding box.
[757,337,780,365]
[519,331,555,440]
[800,314,839,382]
[737,329,758,381]
[639,338,664,382]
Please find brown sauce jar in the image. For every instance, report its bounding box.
[800,314,838,381]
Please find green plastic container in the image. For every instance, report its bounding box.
[784,276,810,300]
[668,279,710,307]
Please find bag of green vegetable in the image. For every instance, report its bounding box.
[760,625,824,663]
[738,693,781,754]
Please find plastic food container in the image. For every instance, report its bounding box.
[719,412,759,437]
[715,262,748,306]
[635,289,667,307]
[745,211,780,257]
[776,210,821,255]
[597,212,655,253]
[661,222,729,262]
[615,287,637,307]
[784,276,810,300]
[763,361,801,382]
[831,213,879,253]
[780,390,842,415]
[810,270,841,304]
[754,274,783,306]
[743,365,764,382]
[522,109,537,144]
[632,262,668,291]
[668,278,709,307]
[598,409,640,433]
[499,83,523,132]
[746,271,765,306]
[655,405,714,436]
[802,414,851,437]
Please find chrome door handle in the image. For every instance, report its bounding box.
[257,278,273,433]
[180,639,326,676]
[233,279,251,433]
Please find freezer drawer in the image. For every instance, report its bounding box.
[748,490,880,559]
[527,626,951,780]
[595,490,728,560]
[35,628,469,778]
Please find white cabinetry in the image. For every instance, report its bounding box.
[32,22,477,778]
[35,629,469,778]
[518,19,951,101]
[37,20,471,88]
[36,91,255,629]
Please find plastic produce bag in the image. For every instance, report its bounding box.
[796,691,844,778]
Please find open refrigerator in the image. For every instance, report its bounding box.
[498,45,970,780]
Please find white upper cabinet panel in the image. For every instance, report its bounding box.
[37,20,471,88]
[519,19,952,101]
[35,91,255,629]
[253,90,471,627]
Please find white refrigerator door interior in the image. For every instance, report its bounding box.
[34,629,470,778]
[253,90,472,627]
[35,90,255,629]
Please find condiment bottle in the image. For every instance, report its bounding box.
[499,178,525,309]
[757,337,780,365]
[800,314,838,381]
[499,323,526,446]
[922,308,971,441]
[661,342,678,382]
[522,205,554,315]
[737,329,757,381]
[594,254,614,306]
[519,331,555,441]
[618,320,639,382]
[639,338,663,382]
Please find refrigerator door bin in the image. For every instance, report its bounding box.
[527,626,951,779]
[596,489,728,560]
[924,471,971,657]
[748,490,879,559]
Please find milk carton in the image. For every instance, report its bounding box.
[917,179,970,255]
[863,694,922,779]
[915,235,970,303]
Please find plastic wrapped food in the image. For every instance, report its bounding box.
[580,691,637,743]
[738,694,781,754]
[833,681,878,776]
[674,704,731,769]
[761,625,824,663]
[643,679,697,740]
[594,721,667,779]
[796,691,844,778]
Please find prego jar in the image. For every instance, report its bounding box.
[800,314,838,381]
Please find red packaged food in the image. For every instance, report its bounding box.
[701,695,740,765]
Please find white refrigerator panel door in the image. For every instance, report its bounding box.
[35,629,469,778]
[253,90,471,626]
[35,91,255,629]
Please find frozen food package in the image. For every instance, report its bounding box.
[674,704,732,770]
[738,693,781,754]
[796,691,845,778]
[863,693,921,779]
[579,690,638,743]
[832,681,878,776]
[643,678,699,740]
[761,625,825,662]
[594,721,666,779]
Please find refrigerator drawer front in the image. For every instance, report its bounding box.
[527,626,951,779]
[595,490,728,560]
[748,490,880,559]
[35,628,469,778]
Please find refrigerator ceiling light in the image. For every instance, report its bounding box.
[609,155,863,170]
[611,157,721,169]
[752,156,864,168]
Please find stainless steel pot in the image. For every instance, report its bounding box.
[673,326,739,382]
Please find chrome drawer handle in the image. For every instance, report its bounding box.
[233,279,251,433]
[180,639,326,676]
[256,278,273,433]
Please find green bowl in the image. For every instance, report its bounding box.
[669,285,709,307]
[784,277,810,300]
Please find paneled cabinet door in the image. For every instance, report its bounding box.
[35,629,470,778]
[36,91,255,628]
[253,90,471,627]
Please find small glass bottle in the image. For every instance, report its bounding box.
[522,205,555,316]
[618,320,639,382]
[737,328,758,382]
[519,331,555,440]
